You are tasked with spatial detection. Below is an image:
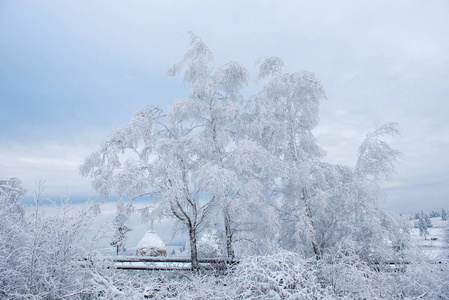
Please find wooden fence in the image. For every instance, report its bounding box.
[88,256,446,272]
[109,256,238,271]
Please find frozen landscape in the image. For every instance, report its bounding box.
[409,217,449,259]
[2,34,449,298]
[2,1,449,299]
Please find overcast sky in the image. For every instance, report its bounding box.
[1,0,448,215]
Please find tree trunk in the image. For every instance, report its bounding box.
[224,207,235,260]
[189,228,199,271]
[302,188,321,260]
[210,114,236,260]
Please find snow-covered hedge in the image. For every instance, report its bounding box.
[85,251,449,299]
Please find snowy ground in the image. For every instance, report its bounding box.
[409,217,449,259]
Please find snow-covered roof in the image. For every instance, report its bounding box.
[137,230,166,250]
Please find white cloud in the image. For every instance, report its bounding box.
[0,142,96,198]
[2,0,449,214]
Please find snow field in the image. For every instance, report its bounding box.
[409,217,449,259]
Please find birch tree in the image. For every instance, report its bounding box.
[247,57,326,258]
[81,107,213,270]
[247,58,405,260]
[167,33,273,258]
[151,121,216,269]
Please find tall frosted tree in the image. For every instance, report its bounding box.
[246,59,405,259]
[347,123,405,259]
[246,56,326,258]
[303,123,405,261]
[167,33,273,258]
[81,107,215,270]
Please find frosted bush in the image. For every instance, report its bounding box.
[228,251,332,299]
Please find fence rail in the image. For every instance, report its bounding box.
[86,256,446,271]
[108,256,238,271]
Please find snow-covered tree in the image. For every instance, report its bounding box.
[170,48,407,261]
[81,107,215,270]
[80,107,165,201]
[167,33,279,259]
[167,33,242,259]
[110,197,132,255]
[151,121,217,269]
[418,211,429,240]
[246,83,404,259]
[246,56,327,258]
[424,212,432,228]
[429,210,440,218]
[355,123,401,181]
[347,122,405,260]
[414,211,420,220]
[442,208,447,221]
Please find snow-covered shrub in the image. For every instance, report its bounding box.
[143,272,229,299]
[320,249,373,298]
[319,247,449,299]
[88,269,229,299]
[394,257,449,299]
[0,178,27,298]
[0,182,101,299]
[89,264,148,299]
[226,249,449,299]
[228,250,331,299]
[79,250,449,299]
